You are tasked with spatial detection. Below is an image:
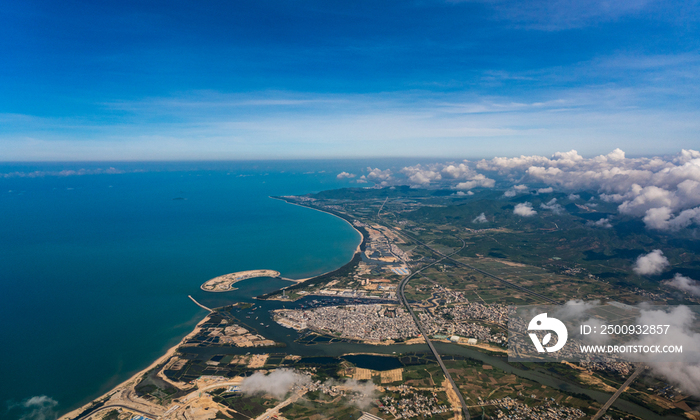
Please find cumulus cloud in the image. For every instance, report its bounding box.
[472,212,488,223]
[643,205,700,231]
[554,299,601,321]
[664,274,700,296]
[633,249,669,275]
[553,301,700,397]
[478,148,700,230]
[401,165,442,186]
[344,150,700,231]
[540,198,563,214]
[441,162,475,179]
[454,174,496,190]
[586,217,612,228]
[336,172,355,179]
[504,184,529,197]
[8,396,58,420]
[365,167,393,186]
[514,202,537,217]
[398,163,495,189]
[631,306,700,397]
[562,302,700,397]
[241,369,311,399]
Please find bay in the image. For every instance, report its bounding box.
[0,162,362,418]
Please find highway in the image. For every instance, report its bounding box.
[398,244,471,420]
[392,225,562,420]
[591,365,646,420]
[377,196,388,217]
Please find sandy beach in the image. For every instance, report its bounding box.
[58,314,211,420]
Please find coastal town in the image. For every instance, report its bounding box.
[274,304,419,342]
[274,302,507,346]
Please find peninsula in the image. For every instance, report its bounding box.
[200,269,281,292]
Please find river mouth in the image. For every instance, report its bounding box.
[190,282,682,420]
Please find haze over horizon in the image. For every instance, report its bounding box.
[2,0,699,160]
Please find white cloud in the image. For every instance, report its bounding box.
[365,167,393,186]
[514,202,537,217]
[643,205,700,231]
[400,163,495,189]
[664,274,700,296]
[336,171,355,179]
[479,149,700,230]
[401,165,442,186]
[504,184,528,197]
[341,379,377,409]
[568,193,581,200]
[633,249,669,275]
[441,162,474,179]
[472,212,488,223]
[537,187,553,194]
[540,198,563,214]
[241,369,311,398]
[554,299,602,321]
[455,174,496,190]
[10,395,58,420]
[586,217,612,228]
[631,306,700,397]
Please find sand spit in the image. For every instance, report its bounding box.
[201,269,281,292]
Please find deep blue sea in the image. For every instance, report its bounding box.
[0,161,374,419]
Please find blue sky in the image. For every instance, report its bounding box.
[1,0,699,160]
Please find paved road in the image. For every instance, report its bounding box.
[377,196,388,217]
[76,404,158,420]
[398,245,471,420]
[393,226,563,419]
[591,365,646,420]
[253,390,305,420]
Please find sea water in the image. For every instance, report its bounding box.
[0,161,363,418]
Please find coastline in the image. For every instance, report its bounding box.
[269,196,364,256]
[58,196,365,420]
[58,314,211,420]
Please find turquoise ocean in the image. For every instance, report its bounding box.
[0,161,365,419]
